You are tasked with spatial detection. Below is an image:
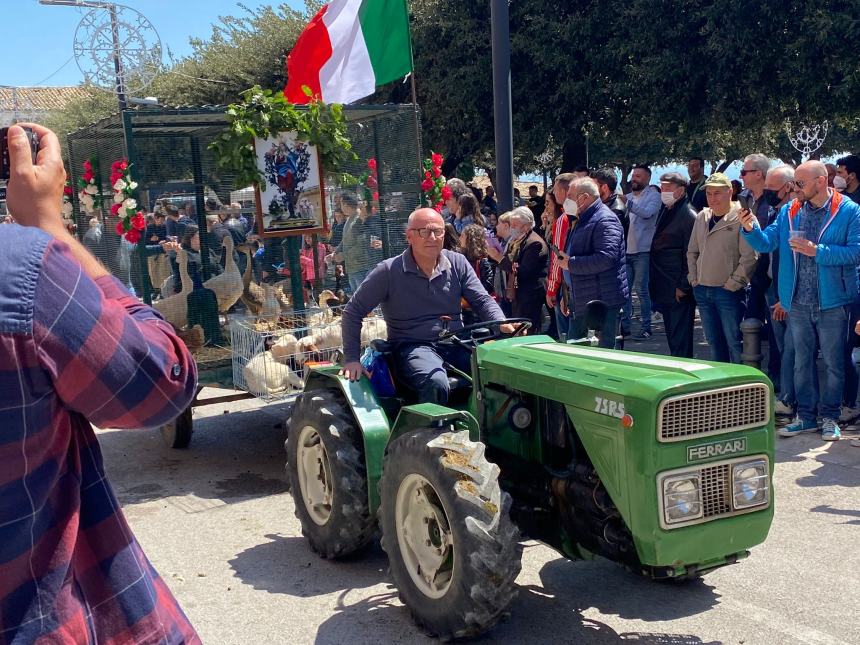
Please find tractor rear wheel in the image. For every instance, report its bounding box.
[379,428,522,640]
[285,388,375,558]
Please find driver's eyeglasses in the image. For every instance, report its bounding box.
[410,227,446,239]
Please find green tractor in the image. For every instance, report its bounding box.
[285,309,774,639]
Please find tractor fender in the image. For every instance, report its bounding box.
[389,404,481,444]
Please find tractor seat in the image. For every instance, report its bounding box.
[369,339,472,404]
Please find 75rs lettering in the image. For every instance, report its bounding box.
[594,396,625,419]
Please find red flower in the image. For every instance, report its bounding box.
[434,201,444,212]
[372,191,380,202]
[366,175,378,189]
[83,160,92,171]
[115,221,126,235]
[425,170,431,179]
[433,166,441,178]
[111,159,128,172]
[131,212,146,231]
[63,185,73,196]
[82,171,94,183]
[124,229,141,244]
[421,178,434,192]
[111,203,122,216]
[110,172,122,184]
[367,158,377,171]
[431,152,443,167]
[441,186,453,201]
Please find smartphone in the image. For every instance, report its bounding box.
[547,241,566,259]
[0,126,40,181]
[737,193,752,211]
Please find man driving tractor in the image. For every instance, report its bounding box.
[340,207,518,403]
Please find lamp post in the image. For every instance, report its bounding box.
[39,0,128,111]
[490,0,514,212]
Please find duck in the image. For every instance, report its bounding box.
[203,235,244,313]
[237,244,265,316]
[243,350,303,397]
[153,249,192,329]
[259,284,280,322]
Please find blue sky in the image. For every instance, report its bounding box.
[0,0,302,87]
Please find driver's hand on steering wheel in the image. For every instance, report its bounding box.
[340,361,366,381]
[500,323,524,336]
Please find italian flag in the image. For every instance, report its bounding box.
[285,0,413,105]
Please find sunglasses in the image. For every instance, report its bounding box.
[739,169,760,177]
[793,179,820,189]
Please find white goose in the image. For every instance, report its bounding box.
[203,235,244,313]
[153,249,192,329]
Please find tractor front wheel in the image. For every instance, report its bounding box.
[379,428,522,640]
[285,388,375,558]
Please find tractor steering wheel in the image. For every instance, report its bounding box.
[438,317,532,347]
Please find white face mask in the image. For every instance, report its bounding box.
[563,198,578,216]
[833,176,848,192]
[660,191,677,207]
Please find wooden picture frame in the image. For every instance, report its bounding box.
[253,132,330,239]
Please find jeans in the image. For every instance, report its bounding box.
[621,253,651,334]
[554,292,570,340]
[347,268,370,294]
[569,306,621,349]
[394,342,472,404]
[693,286,745,363]
[789,303,848,423]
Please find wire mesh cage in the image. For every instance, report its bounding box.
[230,305,388,401]
[64,104,421,377]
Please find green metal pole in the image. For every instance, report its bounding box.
[123,110,153,305]
[190,137,212,281]
[283,236,305,312]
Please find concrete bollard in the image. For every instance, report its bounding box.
[740,318,763,370]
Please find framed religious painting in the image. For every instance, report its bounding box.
[253,132,329,238]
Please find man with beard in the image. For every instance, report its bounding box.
[741,161,860,442]
[621,164,660,339]
[591,168,629,237]
[649,172,696,357]
[686,157,708,211]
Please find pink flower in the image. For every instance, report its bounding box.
[115,221,126,235]
[82,171,94,183]
[434,201,444,212]
[433,166,441,178]
[367,158,377,171]
[441,186,453,201]
[111,203,122,216]
[372,191,379,201]
[63,185,73,196]
[421,178,434,192]
[124,228,141,244]
[83,160,92,171]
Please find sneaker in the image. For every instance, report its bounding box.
[633,330,652,340]
[839,406,860,423]
[652,312,664,323]
[821,418,842,441]
[774,400,795,417]
[777,417,818,437]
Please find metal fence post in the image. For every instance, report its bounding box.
[740,318,763,369]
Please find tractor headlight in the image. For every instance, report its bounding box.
[662,474,702,525]
[732,460,769,509]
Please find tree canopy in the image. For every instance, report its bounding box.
[45,0,859,176]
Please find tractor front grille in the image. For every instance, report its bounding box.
[700,463,732,518]
[658,384,769,442]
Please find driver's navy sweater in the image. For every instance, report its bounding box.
[342,248,505,362]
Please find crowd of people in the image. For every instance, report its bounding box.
[425,155,860,446]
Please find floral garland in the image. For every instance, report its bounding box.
[109,159,145,244]
[362,157,380,213]
[420,152,451,212]
[77,157,102,215]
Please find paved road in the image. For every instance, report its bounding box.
[100,385,860,645]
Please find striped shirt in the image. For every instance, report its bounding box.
[546,214,571,298]
[0,225,199,644]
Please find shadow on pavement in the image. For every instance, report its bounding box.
[98,407,291,507]
[809,504,860,525]
[228,533,389,597]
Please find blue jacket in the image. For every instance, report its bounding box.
[564,199,629,314]
[742,192,860,312]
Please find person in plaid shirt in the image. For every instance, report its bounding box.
[0,124,199,643]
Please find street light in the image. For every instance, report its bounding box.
[39,0,128,110]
